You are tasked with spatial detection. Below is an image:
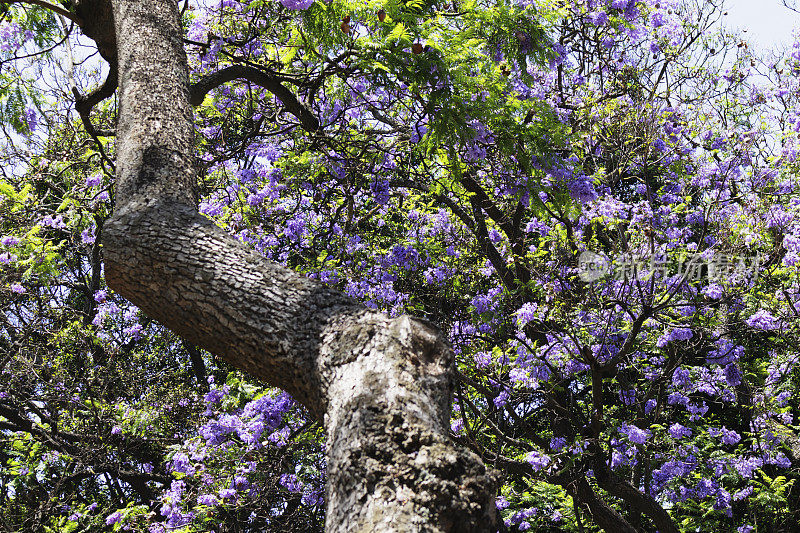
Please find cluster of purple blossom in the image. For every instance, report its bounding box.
[145,376,319,531]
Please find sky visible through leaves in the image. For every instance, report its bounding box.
[724,0,798,51]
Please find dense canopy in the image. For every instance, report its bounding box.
[1,0,800,531]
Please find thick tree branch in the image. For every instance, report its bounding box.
[461,175,518,242]
[100,1,497,531]
[73,65,117,120]
[593,463,678,533]
[189,65,320,132]
[567,478,638,533]
[72,66,117,167]
[72,0,116,63]
[184,341,208,388]
[468,194,518,291]
[461,174,531,286]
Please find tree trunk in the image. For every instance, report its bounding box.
[100,1,498,531]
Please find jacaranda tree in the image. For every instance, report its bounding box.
[1,0,799,531]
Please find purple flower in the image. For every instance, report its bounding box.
[197,494,219,507]
[668,392,689,406]
[493,390,509,408]
[650,10,666,27]
[672,367,691,388]
[92,302,120,326]
[568,175,598,203]
[199,199,225,217]
[86,174,102,187]
[204,386,226,406]
[370,179,390,205]
[588,10,609,26]
[24,107,37,132]
[745,309,779,331]
[620,423,651,444]
[644,399,657,413]
[170,452,193,475]
[0,236,19,246]
[525,451,551,471]
[687,401,709,421]
[284,217,306,241]
[703,283,723,299]
[280,473,303,492]
[776,390,792,406]
[247,188,268,206]
[496,496,510,510]
[279,0,314,9]
[706,339,743,365]
[720,427,741,445]
[10,284,25,294]
[301,488,322,506]
[732,456,763,478]
[123,323,143,341]
[724,363,742,386]
[111,426,122,435]
[656,327,693,347]
[219,488,237,500]
[619,389,635,405]
[410,124,427,143]
[95,191,110,204]
[516,302,538,326]
[236,168,256,183]
[81,226,96,244]
[0,252,16,264]
[105,511,123,525]
[668,423,692,439]
[40,214,66,229]
[768,452,791,468]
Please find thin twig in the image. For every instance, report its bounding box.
[2,0,82,26]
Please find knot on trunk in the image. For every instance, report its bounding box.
[391,315,453,372]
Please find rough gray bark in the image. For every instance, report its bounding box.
[99,1,498,531]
